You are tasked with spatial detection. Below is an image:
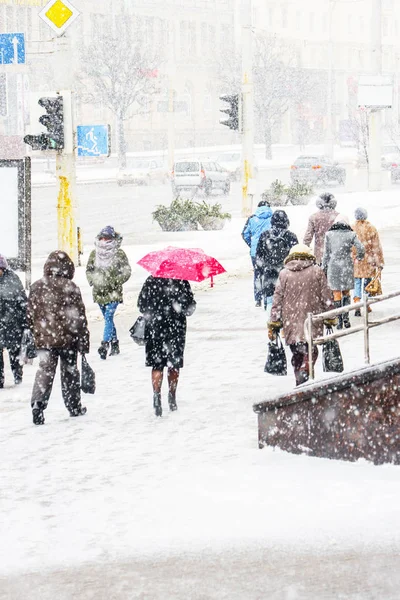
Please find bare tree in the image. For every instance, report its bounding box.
[77,25,161,168]
[347,107,369,166]
[217,35,314,159]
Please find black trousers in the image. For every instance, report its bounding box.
[290,342,318,386]
[31,348,81,414]
[0,346,22,387]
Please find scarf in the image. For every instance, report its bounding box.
[95,238,119,269]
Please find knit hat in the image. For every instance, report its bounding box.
[0,254,9,270]
[316,192,337,210]
[355,207,368,221]
[334,214,350,225]
[286,243,315,259]
[271,210,290,230]
[98,225,116,239]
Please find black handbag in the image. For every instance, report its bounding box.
[322,326,344,373]
[19,329,37,362]
[129,316,146,346]
[81,355,96,394]
[264,333,287,376]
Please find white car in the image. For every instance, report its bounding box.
[171,159,231,196]
[117,158,168,186]
[217,152,241,181]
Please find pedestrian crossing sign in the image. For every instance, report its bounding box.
[39,0,80,37]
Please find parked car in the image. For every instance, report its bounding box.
[217,152,241,181]
[381,144,400,170]
[171,159,231,196]
[117,158,168,186]
[290,155,346,186]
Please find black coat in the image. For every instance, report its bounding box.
[255,227,298,296]
[0,270,28,350]
[138,276,196,369]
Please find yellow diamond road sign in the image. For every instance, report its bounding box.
[39,0,80,36]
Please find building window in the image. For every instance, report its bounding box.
[359,16,365,33]
[348,16,353,35]
[201,22,208,53]
[309,13,315,33]
[383,16,389,37]
[269,7,274,27]
[188,22,196,56]
[180,21,187,56]
[296,10,301,31]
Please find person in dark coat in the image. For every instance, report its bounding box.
[28,251,90,425]
[242,200,273,307]
[86,226,131,360]
[322,214,364,330]
[0,255,28,388]
[255,210,298,316]
[138,276,196,417]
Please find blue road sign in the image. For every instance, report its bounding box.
[0,33,25,65]
[77,125,110,157]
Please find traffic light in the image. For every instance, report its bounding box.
[24,95,64,151]
[219,94,239,131]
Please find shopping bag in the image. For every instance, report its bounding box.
[81,354,96,394]
[264,333,287,376]
[322,326,344,373]
[129,316,146,346]
[365,270,382,297]
[19,329,37,363]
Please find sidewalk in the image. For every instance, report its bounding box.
[1,190,400,598]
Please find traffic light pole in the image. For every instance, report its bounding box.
[241,0,255,217]
[54,34,78,263]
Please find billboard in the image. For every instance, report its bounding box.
[0,158,31,284]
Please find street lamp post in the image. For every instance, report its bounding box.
[325,0,335,159]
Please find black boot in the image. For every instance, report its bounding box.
[342,295,351,329]
[109,339,120,356]
[153,392,162,417]
[334,300,343,330]
[168,391,178,411]
[32,407,45,425]
[69,405,87,417]
[98,341,109,360]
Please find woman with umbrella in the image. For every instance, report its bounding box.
[138,277,196,417]
[137,246,225,416]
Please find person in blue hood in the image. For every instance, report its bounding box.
[242,200,273,306]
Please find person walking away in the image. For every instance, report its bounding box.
[268,244,334,386]
[303,193,339,265]
[242,200,273,307]
[352,207,384,316]
[322,215,365,330]
[86,226,132,359]
[255,210,298,317]
[28,251,90,425]
[0,255,28,388]
[138,276,196,417]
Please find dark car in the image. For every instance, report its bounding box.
[290,155,346,186]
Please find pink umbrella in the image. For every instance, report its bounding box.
[137,246,226,287]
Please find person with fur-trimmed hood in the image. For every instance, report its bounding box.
[351,207,384,316]
[322,214,365,329]
[255,210,298,316]
[28,251,90,425]
[268,244,334,386]
[86,226,132,359]
[303,193,339,264]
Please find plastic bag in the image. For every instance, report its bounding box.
[264,333,287,376]
[129,316,146,346]
[81,354,96,394]
[322,326,344,373]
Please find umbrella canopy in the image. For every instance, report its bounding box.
[137,246,226,285]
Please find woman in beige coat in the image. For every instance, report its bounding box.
[268,244,334,386]
[352,207,384,315]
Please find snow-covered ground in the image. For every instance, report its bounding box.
[1,189,400,599]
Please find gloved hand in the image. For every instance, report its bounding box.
[324,318,338,327]
[268,321,282,341]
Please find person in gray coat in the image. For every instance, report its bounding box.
[322,214,365,329]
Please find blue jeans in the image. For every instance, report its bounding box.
[354,278,372,299]
[264,295,273,318]
[99,302,119,342]
[251,256,262,302]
